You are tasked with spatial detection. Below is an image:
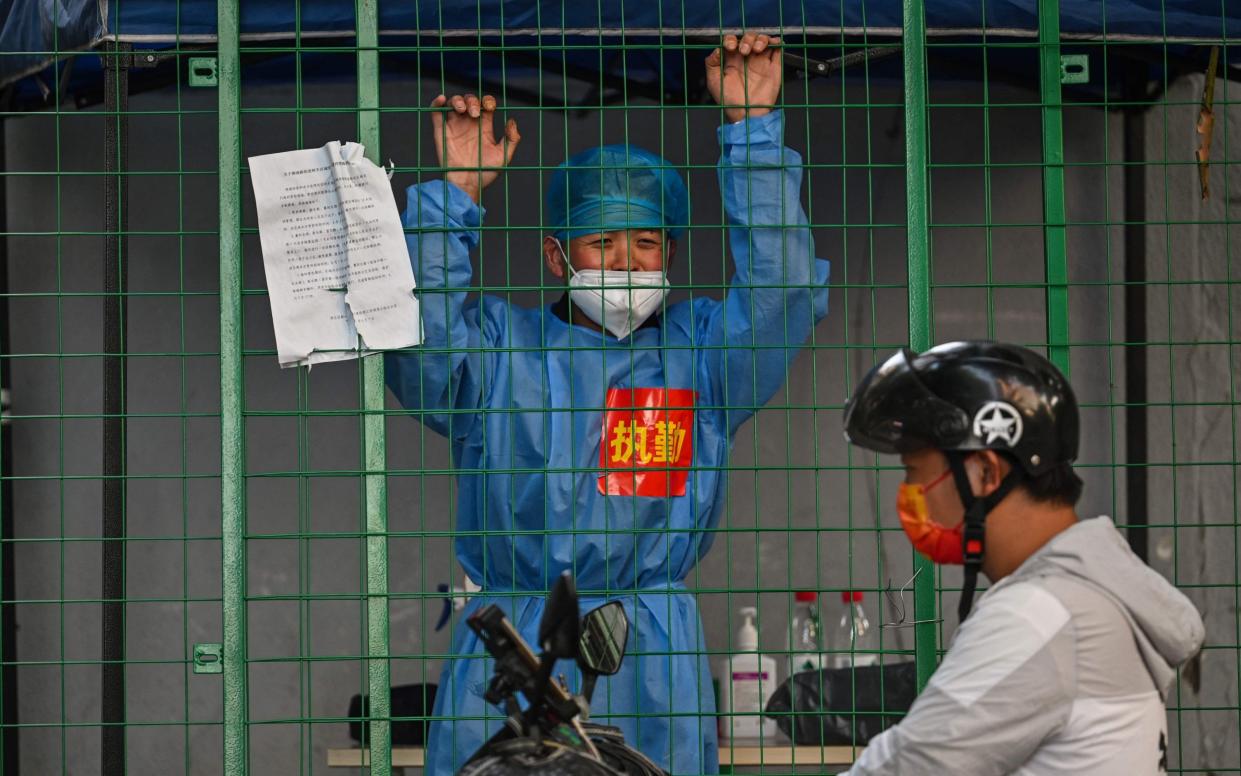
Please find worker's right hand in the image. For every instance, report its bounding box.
[430,93,521,204]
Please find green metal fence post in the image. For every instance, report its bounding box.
[101,41,130,776]
[902,0,940,690]
[357,0,392,772]
[0,166,10,770]
[217,2,248,773]
[1038,0,1071,373]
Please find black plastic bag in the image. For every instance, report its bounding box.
[764,662,917,745]
[348,683,437,746]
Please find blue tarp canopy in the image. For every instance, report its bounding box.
[4,0,1239,96]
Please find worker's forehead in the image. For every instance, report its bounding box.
[568,229,665,242]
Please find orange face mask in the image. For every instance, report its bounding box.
[896,469,963,565]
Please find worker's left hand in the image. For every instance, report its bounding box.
[706,32,782,123]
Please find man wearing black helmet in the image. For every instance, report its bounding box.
[839,341,1204,776]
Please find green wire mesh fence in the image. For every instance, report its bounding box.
[0,0,1238,774]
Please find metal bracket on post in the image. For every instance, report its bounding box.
[130,52,163,70]
[108,51,165,71]
[1060,54,1089,84]
[193,643,224,675]
[188,58,219,88]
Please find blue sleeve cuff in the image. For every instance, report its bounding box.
[717,109,784,148]
[443,180,486,229]
[405,179,486,230]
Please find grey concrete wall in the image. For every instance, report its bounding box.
[3,65,1231,773]
[1139,74,1241,770]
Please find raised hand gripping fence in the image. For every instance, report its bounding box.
[0,0,1238,774]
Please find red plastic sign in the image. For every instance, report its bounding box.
[598,388,696,497]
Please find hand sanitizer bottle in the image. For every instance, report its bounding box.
[718,606,778,742]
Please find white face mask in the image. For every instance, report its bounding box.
[553,238,670,339]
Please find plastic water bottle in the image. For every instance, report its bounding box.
[830,591,878,668]
[786,591,825,676]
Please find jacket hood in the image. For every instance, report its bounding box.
[1008,516,1205,697]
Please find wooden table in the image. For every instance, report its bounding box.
[328,745,860,770]
[328,747,424,768]
[719,744,861,767]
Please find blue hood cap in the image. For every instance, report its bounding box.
[546,144,688,241]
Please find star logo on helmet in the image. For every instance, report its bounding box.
[973,401,1023,447]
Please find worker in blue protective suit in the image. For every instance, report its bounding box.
[385,32,830,775]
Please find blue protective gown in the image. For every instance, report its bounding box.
[385,110,830,775]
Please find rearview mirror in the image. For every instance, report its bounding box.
[579,601,629,676]
[538,572,580,660]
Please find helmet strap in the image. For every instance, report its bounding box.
[944,451,1024,621]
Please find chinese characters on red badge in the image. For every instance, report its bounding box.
[599,388,696,497]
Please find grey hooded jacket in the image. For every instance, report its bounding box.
[841,516,1205,775]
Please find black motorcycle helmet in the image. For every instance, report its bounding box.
[843,341,1080,618]
[844,341,1078,474]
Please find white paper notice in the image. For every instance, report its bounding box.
[249,141,422,368]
